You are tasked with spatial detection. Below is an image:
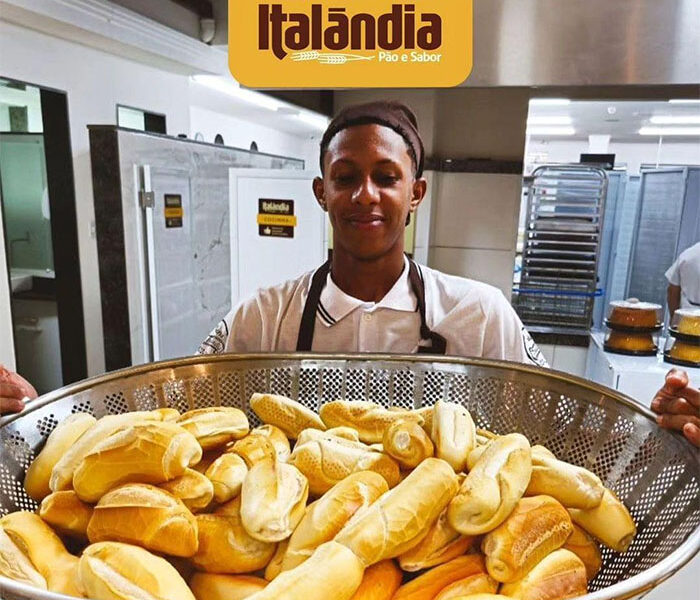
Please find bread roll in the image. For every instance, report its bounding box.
[466,443,489,471]
[335,458,459,565]
[79,541,194,600]
[50,411,160,492]
[191,449,221,474]
[289,434,400,496]
[250,393,325,439]
[526,446,604,509]
[252,424,291,462]
[0,511,82,596]
[159,468,214,512]
[568,489,636,552]
[482,495,573,583]
[244,541,364,600]
[230,434,277,468]
[499,549,587,600]
[189,573,267,600]
[177,407,249,450]
[240,458,308,542]
[73,420,202,502]
[563,524,602,581]
[392,554,488,600]
[281,471,388,572]
[87,483,198,557]
[24,412,96,501]
[413,405,434,434]
[439,596,509,600]
[265,537,289,581]
[326,426,362,441]
[296,426,361,446]
[151,407,180,421]
[319,400,423,443]
[448,433,532,536]
[398,505,473,571]
[434,574,499,600]
[191,497,276,573]
[39,490,93,538]
[0,526,47,589]
[349,559,403,600]
[206,453,248,503]
[430,400,476,472]
[383,418,434,469]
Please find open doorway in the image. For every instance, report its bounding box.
[0,77,86,393]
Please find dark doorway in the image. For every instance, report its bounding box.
[0,77,86,392]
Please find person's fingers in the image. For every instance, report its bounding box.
[0,382,25,399]
[656,413,700,432]
[682,422,700,448]
[653,398,697,416]
[662,368,689,392]
[7,371,37,400]
[0,396,25,414]
[672,383,700,409]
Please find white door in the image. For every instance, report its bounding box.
[142,166,200,361]
[230,169,325,308]
[0,207,15,369]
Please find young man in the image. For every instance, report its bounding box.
[2,101,698,446]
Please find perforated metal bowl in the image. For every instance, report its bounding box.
[0,354,698,600]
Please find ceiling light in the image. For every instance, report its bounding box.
[668,99,700,104]
[530,98,571,106]
[639,126,700,136]
[527,116,572,125]
[191,75,284,111]
[650,116,700,125]
[527,126,576,136]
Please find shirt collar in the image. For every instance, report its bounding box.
[317,256,417,327]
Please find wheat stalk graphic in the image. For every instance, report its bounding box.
[290,52,375,64]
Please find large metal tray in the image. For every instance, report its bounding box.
[0,354,698,600]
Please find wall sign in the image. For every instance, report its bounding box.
[258,198,297,238]
[164,194,183,228]
[229,1,473,88]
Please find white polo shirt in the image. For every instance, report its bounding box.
[198,258,548,367]
[665,242,700,309]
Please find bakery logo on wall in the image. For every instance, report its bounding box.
[229,1,472,87]
[258,199,297,238]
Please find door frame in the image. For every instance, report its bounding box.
[0,76,87,385]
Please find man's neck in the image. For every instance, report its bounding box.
[330,246,406,303]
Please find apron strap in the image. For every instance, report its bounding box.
[296,257,447,355]
[408,259,447,355]
[296,259,331,351]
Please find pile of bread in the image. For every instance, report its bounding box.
[0,394,637,600]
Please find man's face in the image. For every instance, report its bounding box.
[314,124,426,261]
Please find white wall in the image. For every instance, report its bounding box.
[0,20,191,377]
[189,106,320,171]
[526,138,700,174]
[0,20,321,377]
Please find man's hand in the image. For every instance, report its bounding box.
[651,369,700,447]
[0,366,37,415]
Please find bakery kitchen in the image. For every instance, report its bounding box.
[258,3,442,60]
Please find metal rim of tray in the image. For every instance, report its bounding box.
[0,353,698,600]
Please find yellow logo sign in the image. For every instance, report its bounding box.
[229,1,473,88]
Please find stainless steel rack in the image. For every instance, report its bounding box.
[514,165,608,329]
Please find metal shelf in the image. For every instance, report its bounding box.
[514,165,608,331]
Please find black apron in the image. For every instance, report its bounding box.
[296,259,447,355]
